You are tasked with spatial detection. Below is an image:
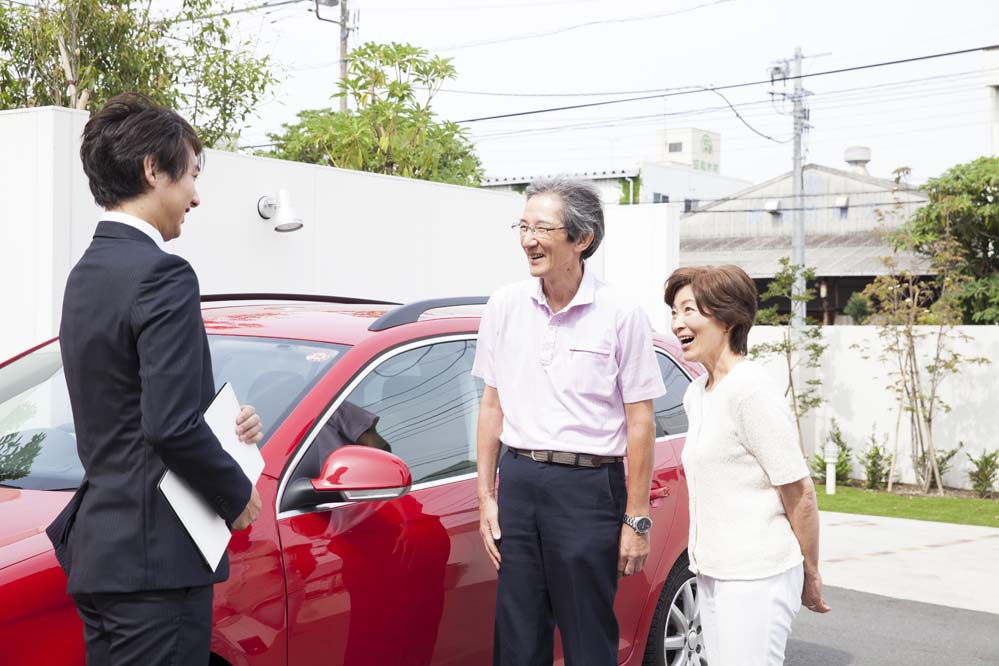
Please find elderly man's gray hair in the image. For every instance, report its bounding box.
[525,177,605,260]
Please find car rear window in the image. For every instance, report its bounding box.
[0,336,348,491]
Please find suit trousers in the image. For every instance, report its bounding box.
[72,585,214,666]
[493,450,627,666]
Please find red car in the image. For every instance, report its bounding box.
[0,295,705,666]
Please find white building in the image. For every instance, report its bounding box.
[481,127,751,209]
[678,147,929,323]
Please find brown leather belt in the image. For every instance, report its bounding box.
[509,447,623,468]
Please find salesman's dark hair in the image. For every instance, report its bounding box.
[80,93,203,208]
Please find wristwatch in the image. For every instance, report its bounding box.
[623,514,653,536]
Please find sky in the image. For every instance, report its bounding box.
[207,0,998,186]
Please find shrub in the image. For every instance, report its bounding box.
[860,429,890,490]
[810,419,852,484]
[917,442,963,491]
[844,292,872,324]
[967,449,999,498]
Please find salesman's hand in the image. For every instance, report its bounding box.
[231,486,262,531]
[236,405,263,445]
[618,525,650,577]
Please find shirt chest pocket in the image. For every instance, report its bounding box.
[566,338,617,398]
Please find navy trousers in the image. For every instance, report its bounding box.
[72,585,213,665]
[493,450,627,666]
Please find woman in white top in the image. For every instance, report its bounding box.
[664,265,830,666]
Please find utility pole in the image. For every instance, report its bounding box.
[315,0,355,112]
[790,46,807,325]
[338,0,349,112]
[771,47,812,325]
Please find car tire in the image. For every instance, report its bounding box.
[642,553,708,666]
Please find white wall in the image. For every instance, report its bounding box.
[0,107,680,360]
[593,203,682,332]
[0,107,97,358]
[638,160,750,205]
[749,325,999,491]
[171,150,526,302]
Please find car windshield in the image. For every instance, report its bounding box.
[0,336,348,491]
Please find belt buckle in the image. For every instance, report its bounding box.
[530,450,541,462]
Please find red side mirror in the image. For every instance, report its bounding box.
[312,445,413,501]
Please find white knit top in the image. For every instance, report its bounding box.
[681,360,810,580]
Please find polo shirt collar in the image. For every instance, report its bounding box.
[531,261,596,313]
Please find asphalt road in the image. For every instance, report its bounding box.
[786,586,999,665]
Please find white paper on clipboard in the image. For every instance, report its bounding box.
[158,383,265,571]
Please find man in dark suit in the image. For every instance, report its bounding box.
[46,94,263,665]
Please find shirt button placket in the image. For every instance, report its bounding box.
[540,315,557,366]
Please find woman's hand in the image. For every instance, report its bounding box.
[802,569,831,613]
[778,476,832,613]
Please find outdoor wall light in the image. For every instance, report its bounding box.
[257,189,304,233]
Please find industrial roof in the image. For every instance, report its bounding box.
[679,232,930,277]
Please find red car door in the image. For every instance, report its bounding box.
[277,337,497,665]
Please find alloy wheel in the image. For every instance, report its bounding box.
[663,577,707,666]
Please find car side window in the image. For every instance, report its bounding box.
[304,339,483,486]
[653,351,691,437]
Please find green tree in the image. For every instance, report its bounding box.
[859,170,990,494]
[0,0,276,147]
[750,257,827,456]
[618,174,641,204]
[906,156,999,324]
[0,405,45,484]
[265,42,482,186]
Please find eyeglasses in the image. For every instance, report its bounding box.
[512,223,567,238]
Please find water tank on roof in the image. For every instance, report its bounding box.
[844,146,871,175]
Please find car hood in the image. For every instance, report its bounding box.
[0,487,69,571]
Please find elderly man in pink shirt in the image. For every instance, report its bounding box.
[473,178,665,666]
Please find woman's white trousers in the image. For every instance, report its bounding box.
[696,563,803,666]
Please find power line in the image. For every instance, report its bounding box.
[469,74,989,142]
[435,65,993,100]
[428,0,734,52]
[468,67,992,127]
[172,0,308,23]
[697,85,790,143]
[454,44,999,123]
[363,0,600,10]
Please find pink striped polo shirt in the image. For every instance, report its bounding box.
[472,265,665,457]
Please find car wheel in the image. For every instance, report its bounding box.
[642,553,707,666]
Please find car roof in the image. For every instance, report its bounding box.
[199,295,692,368]
[200,297,486,346]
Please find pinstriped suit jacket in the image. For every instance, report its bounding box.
[47,221,251,594]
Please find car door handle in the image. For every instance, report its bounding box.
[650,486,670,500]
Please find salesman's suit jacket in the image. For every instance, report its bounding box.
[46,221,252,595]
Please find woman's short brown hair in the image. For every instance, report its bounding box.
[664,265,758,355]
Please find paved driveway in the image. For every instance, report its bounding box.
[788,585,999,665]
[818,511,999,614]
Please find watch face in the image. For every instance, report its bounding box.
[636,517,653,533]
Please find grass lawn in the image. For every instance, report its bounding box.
[815,484,999,528]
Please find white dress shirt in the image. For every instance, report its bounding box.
[102,211,168,253]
